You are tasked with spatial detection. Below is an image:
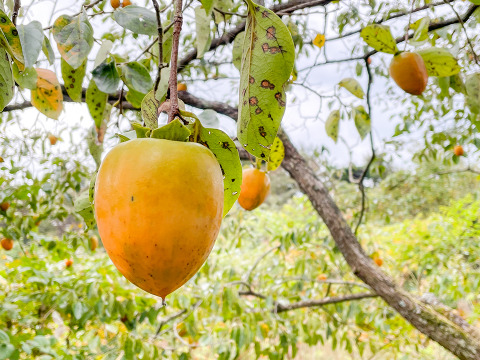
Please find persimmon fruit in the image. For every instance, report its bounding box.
[389,52,428,95]
[48,133,58,145]
[317,274,327,281]
[454,145,464,157]
[65,259,73,267]
[110,0,121,8]
[0,156,3,163]
[1,238,13,251]
[94,138,224,299]
[122,0,132,7]
[374,257,383,267]
[177,83,187,92]
[0,202,9,211]
[238,168,270,211]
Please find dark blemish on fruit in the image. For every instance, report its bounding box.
[131,196,134,201]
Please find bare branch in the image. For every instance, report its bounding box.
[12,0,21,26]
[152,0,164,93]
[274,293,378,313]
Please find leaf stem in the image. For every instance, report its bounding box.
[167,0,183,123]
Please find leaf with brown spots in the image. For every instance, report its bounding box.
[31,68,63,120]
[52,13,94,69]
[0,48,14,111]
[0,10,25,70]
[238,0,295,160]
[267,136,284,171]
[61,58,86,102]
[86,79,108,128]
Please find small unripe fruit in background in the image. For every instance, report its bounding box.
[454,145,464,157]
[374,258,383,267]
[1,238,14,251]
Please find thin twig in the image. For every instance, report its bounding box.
[167,0,183,123]
[243,245,281,283]
[154,308,187,337]
[152,0,164,93]
[12,0,21,26]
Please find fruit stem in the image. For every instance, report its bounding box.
[167,0,183,123]
[255,157,262,170]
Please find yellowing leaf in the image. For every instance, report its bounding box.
[86,79,109,128]
[353,106,370,140]
[338,78,364,99]
[417,47,461,77]
[267,137,284,171]
[325,110,340,142]
[238,1,295,160]
[360,24,399,55]
[31,68,63,119]
[312,34,325,49]
[0,48,14,111]
[0,10,24,70]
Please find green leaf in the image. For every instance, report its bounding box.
[232,31,245,71]
[325,109,340,142]
[74,190,95,229]
[89,172,97,204]
[73,302,84,320]
[125,88,145,108]
[13,64,37,90]
[195,6,211,58]
[417,47,460,77]
[410,17,430,43]
[189,116,242,217]
[87,126,103,169]
[113,5,157,35]
[52,13,94,69]
[238,1,295,160]
[0,10,24,70]
[61,58,86,102]
[17,21,43,68]
[360,24,398,54]
[141,90,160,129]
[201,0,214,14]
[0,343,15,359]
[198,109,219,128]
[120,61,153,94]
[353,106,371,139]
[42,36,55,65]
[92,59,120,94]
[450,73,466,94]
[154,66,170,101]
[466,73,480,114]
[86,79,109,128]
[150,119,191,141]
[93,40,113,68]
[338,78,364,99]
[0,48,13,111]
[267,136,284,171]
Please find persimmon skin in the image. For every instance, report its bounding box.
[1,238,13,251]
[389,52,428,95]
[94,138,224,299]
[454,145,464,157]
[238,168,270,211]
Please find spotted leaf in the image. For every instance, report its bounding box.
[86,79,108,128]
[353,106,370,140]
[0,10,24,70]
[267,136,284,171]
[466,73,480,114]
[338,78,364,99]
[31,68,63,119]
[52,13,94,69]
[0,48,14,111]
[417,47,460,77]
[61,58,86,102]
[325,109,340,142]
[188,113,242,217]
[360,24,398,55]
[238,1,295,160]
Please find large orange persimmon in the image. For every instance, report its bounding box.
[94,138,224,300]
[238,168,270,211]
[389,52,428,95]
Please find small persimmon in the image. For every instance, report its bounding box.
[0,202,9,211]
[110,0,121,8]
[374,257,383,267]
[122,0,132,7]
[389,52,428,95]
[65,259,73,267]
[95,139,224,299]
[317,273,328,281]
[177,83,187,92]
[89,236,99,251]
[1,238,13,251]
[454,145,464,157]
[48,133,58,145]
[238,168,270,211]
[0,156,4,163]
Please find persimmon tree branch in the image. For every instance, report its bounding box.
[12,0,21,26]
[167,0,183,122]
[151,0,164,93]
